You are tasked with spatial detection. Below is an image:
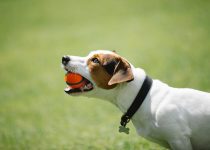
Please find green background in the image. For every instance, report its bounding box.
[0,0,210,149]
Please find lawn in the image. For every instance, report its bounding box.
[0,0,210,149]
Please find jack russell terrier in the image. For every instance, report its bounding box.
[61,50,210,150]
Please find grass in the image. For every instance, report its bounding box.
[0,0,210,149]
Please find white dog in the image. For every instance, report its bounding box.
[61,50,210,150]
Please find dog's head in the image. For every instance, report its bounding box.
[61,50,134,96]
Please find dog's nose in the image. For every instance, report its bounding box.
[62,56,70,65]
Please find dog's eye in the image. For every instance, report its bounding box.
[91,58,100,64]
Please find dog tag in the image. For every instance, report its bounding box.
[119,126,129,134]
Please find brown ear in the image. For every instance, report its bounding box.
[108,58,134,85]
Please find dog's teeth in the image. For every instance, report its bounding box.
[87,83,92,88]
[83,84,92,90]
[64,87,71,92]
[80,87,84,92]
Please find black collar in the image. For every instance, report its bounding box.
[119,75,153,134]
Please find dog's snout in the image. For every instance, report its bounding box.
[62,56,70,65]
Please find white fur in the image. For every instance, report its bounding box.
[63,50,210,150]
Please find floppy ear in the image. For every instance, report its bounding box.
[108,58,134,85]
[103,60,118,75]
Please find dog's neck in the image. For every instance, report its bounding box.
[115,68,147,113]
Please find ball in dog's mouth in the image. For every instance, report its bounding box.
[64,72,94,94]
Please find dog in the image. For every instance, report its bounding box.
[61,50,210,150]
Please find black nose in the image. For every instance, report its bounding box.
[62,56,70,65]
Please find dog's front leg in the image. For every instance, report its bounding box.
[168,137,192,150]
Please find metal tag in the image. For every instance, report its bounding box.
[119,126,129,134]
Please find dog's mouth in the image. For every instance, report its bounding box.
[64,72,94,94]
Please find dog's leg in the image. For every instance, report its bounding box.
[168,137,192,150]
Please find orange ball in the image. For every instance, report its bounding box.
[64,72,85,89]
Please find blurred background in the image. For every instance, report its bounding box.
[0,0,210,149]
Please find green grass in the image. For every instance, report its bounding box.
[0,0,210,149]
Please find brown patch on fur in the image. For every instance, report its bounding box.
[87,53,134,89]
